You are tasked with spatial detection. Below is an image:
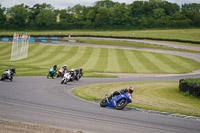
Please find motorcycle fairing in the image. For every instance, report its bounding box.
[106,93,132,107]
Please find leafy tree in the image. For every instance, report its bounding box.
[185,10,200,26]
[153,8,166,18]
[0,5,6,29]
[85,7,98,28]
[36,9,56,29]
[95,0,118,8]
[161,1,180,16]
[58,9,76,29]
[109,4,129,27]
[1,0,200,30]
[7,4,30,29]
[95,7,110,28]
[182,3,200,12]
[29,3,54,27]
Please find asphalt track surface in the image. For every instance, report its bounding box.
[0,42,200,133]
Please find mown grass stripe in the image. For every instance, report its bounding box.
[143,52,177,73]
[168,55,200,71]
[0,43,10,52]
[18,45,53,64]
[116,49,136,73]
[82,47,100,71]
[0,45,11,57]
[105,49,120,72]
[26,44,41,55]
[0,44,42,60]
[65,47,87,69]
[125,50,150,73]
[16,44,47,63]
[134,51,164,73]
[94,48,108,72]
[158,54,189,73]
[31,46,64,66]
[0,43,8,47]
[70,47,93,69]
[56,46,79,68]
[38,46,71,67]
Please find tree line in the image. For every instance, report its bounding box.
[0,0,200,30]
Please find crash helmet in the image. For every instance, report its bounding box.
[53,64,57,69]
[128,86,134,94]
[64,65,67,69]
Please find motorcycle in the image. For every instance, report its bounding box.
[100,92,132,110]
[61,72,71,84]
[57,68,65,78]
[74,69,80,81]
[68,70,75,82]
[79,68,83,78]
[47,68,55,79]
[1,69,13,81]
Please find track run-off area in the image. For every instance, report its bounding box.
[0,40,200,133]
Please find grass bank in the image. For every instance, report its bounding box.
[1,28,200,42]
[73,81,200,117]
[0,43,199,76]
[75,39,199,53]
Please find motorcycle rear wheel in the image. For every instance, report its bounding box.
[116,99,128,110]
[100,99,107,107]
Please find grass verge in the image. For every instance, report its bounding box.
[76,39,199,53]
[73,81,200,117]
[1,28,200,42]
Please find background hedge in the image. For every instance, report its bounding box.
[179,78,200,98]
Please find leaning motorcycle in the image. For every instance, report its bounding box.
[68,70,75,82]
[47,68,55,79]
[74,69,80,81]
[1,69,13,81]
[100,92,132,110]
[61,72,71,84]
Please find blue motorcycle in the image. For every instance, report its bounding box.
[47,68,55,79]
[100,92,132,110]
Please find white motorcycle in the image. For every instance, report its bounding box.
[61,72,71,84]
[1,69,13,81]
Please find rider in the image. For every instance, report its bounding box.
[9,67,16,79]
[10,67,16,75]
[53,64,58,72]
[63,65,67,72]
[80,67,83,76]
[108,86,134,100]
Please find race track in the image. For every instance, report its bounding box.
[0,75,200,133]
[0,42,200,133]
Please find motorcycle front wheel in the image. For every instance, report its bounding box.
[116,99,128,110]
[100,99,107,107]
[61,79,64,84]
[1,74,6,81]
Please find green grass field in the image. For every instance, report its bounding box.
[76,39,199,53]
[1,28,200,42]
[73,81,200,116]
[0,43,199,76]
